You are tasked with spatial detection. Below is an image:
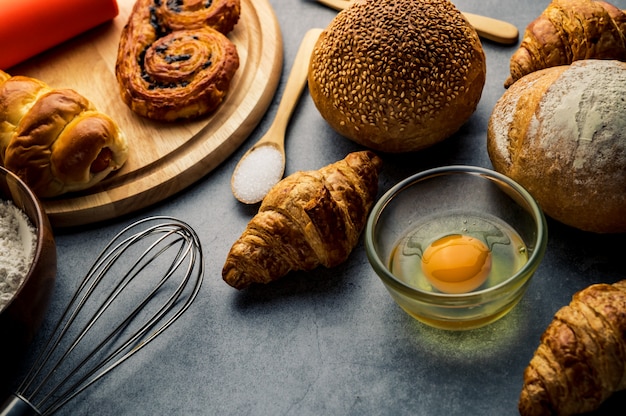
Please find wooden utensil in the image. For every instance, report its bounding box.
[231,28,323,204]
[316,0,519,45]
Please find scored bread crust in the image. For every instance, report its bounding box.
[307,0,486,153]
[487,59,626,233]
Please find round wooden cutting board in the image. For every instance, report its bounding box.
[11,0,283,228]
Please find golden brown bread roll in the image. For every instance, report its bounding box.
[505,0,626,87]
[519,279,626,415]
[222,151,382,289]
[0,70,128,198]
[307,0,486,153]
[115,0,240,121]
[487,60,626,234]
[0,73,47,165]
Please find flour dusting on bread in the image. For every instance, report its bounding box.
[487,60,626,233]
[535,61,626,180]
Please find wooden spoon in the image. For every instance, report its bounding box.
[231,28,323,204]
[316,0,519,45]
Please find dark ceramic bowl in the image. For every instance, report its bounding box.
[0,166,56,388]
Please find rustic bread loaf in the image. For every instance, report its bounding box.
[307,0,486,153]
[487,60,626,233]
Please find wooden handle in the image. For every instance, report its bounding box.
[266,28,323,142]
[462,12,519,45]
[315,0,518,45]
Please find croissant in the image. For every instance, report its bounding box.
[0,69,128,198]
[504,0,626,87]
[115,0,240,121]
[222,151,383,290]
[519,279,626,415]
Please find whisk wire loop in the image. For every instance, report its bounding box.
[3,216,204,416]
[36,226,195,411]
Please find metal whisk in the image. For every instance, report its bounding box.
[0,216,204,416]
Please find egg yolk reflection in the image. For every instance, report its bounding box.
[421,234,492,294]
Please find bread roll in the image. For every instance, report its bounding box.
[0,70,128,198]
[487,60,626,233]
[0,73,47,165]
[308,0,486,153]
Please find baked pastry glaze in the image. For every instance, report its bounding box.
[223,151,382,289]
[154,0,240,33]
[0,70,128,198]
[505,0,626,87]
[115,0,241,121]
[519,279,626,415]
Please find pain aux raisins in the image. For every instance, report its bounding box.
[148,5,168,37]
[165,0,215,12]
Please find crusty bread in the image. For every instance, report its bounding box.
[0,70,128,198]
[308,0,486,153]
[487,60,626,233]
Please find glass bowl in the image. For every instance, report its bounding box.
[0,166,57,386]
[365,166,547,330]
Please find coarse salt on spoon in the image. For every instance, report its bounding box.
[315,0,519,45]
[231,28,323,204]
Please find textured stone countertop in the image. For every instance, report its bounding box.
[4,0,626,415]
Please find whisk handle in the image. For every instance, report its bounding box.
[0,394,40,416]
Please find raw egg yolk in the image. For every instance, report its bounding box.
[421,234,492,294]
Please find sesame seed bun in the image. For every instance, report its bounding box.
[307,0,486,153]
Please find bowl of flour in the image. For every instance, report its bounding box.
[0,166,56,388]
[0,200,37,311]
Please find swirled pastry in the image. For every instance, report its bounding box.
[154,0,241,34]
[115,0,240,121]
[0,70,128,198]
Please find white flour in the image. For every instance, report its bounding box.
[0,200,36,311]
[532,60,626,182]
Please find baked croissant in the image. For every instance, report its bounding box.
[222,151,383,290]
[115,0,240,121]
[519,279,626,415]
[504,0,626,87]
[0,69,128,198]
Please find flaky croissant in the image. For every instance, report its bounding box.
[0,70,128,198]
[519,280,626,416]
[504,0,626,87]
[222,151,382,290]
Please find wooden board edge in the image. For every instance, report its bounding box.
[43,0,284,228]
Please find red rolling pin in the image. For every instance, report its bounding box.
[0,0,119,70]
